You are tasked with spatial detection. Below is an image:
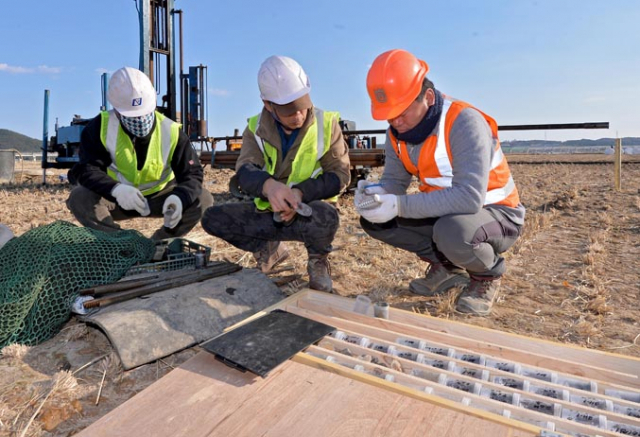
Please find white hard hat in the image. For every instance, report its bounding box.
[107,67,157,117]
[258,56,311,105]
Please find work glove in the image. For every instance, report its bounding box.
[354,180,387,210]
[162,194,183,229]
[359,194,399,223]
[111,184,150,216]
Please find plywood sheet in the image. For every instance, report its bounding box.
[75,352,536,437]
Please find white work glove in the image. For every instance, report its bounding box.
[354,180,387,209]
[359,194,399,223]
[162,194,183,229]
[111,184,150,216]
[0,224,14,250]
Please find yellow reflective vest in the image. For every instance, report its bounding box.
[99,110,180,196]
[249,108,339,210]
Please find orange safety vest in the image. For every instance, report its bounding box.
[389,97,520,208]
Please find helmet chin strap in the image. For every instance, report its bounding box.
[268,105,282,124]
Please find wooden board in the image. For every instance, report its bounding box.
[300,292,640,381]
[75,290,640,436]
[285,290,640,436]
[75,352,536,437]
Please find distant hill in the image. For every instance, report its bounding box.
[502,137,640,148]
[0,129,42,153]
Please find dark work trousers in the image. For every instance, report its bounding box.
[67,183,213,240]
[201,200,339,256]
[360,207,522,278]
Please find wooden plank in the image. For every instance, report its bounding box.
[302,291,640,380]
[297,352,554,435]
[75,352,537,437]
[317,334,640,413]
[300,349,619,437]
[310,337,640,427]
[289,298,640,388]
[76,290,640,436]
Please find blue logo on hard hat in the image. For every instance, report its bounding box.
[132,98,142,107]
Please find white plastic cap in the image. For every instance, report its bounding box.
[107,67,157,117]
[258,56,311,105]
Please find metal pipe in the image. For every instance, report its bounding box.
[205,121,610,144]
[498,122,609,131]
[198,65,207,137]
[174,8,186,128]
[83,263,242,309]
[41,89,50,185]
[175,9,183,78]
[80,262,230,296]
[79,274,161,296]
[336,122,610,137]
[100,73,110,111]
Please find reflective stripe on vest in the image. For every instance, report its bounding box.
[248,108,338,210]
[390,97,519,208]
[100,110,179,196]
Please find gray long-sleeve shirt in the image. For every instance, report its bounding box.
[380,107,525,225]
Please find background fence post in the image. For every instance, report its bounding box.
[614,138,622,191]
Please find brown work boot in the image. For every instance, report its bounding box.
[456,278,501,316]
[307,254,332,292]
[253,241,290,273]
[409,263,469,297]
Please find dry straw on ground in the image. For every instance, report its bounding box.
[1,155,639,436]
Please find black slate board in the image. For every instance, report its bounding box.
[202,309,334,377]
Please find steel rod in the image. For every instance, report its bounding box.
[205,121,610,143]
[83,263,241,309]
[79,261,232,296]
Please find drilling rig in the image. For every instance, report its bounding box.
[41,0,209,183]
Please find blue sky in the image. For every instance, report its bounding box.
[2,0,639,143]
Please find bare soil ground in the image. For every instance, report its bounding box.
[1,155,639,436]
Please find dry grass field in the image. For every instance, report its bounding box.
[1,154,639,436]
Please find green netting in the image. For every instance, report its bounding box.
[0,220,155,348]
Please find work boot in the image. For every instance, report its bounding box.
[456,277,501,316]
[253,241,290,273]
[307,254,332,292]
[409,263,469,297]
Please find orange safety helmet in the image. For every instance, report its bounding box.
[366,49,429,120]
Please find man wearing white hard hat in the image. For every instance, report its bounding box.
[202,55,350,292]
[67,67,213,240]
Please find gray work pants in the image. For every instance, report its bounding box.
[360,207,522,278]
[201,200,339,256]
[67,183,213,240]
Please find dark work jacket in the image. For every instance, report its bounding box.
[68,114,204,207]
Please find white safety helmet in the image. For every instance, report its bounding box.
[107,67,157,117]
[258,56,311,105]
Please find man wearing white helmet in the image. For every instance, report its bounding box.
[202,55,350,292]
[67,66,213,240]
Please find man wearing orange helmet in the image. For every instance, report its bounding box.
[356,49,525,316]
[202,55,350,292]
